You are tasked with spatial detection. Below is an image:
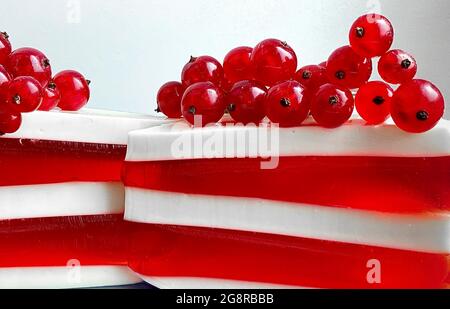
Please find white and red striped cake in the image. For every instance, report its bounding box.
[123,115,450,288]
[0,109,166,288]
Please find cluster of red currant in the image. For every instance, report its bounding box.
[157,14,445,133]
[0,32,91,135]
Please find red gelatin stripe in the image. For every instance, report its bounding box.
[123,156,450,213]
[128,224,449,289]
[0,138,126,186]
[0,215,130,267]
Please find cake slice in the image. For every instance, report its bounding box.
[123,116,450,288]
[0,109,167,288]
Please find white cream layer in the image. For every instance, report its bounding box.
[2,108,169,145]
[0,182,124,220]
[124,188,450,254]
[139,275,299,289]
[126,116,450,161]
[0,266,141,289]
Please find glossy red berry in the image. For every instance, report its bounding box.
[0,32,12,65]
[0,64,11,102]
[326,45,372,89]
[0,106,22,134]
[390,79,444,133]
[294,65,328,91]
[225,80,267,124]
[378,49,417,84]
[181,82,225,126]
[38,81,61,111]
[311,83,354,128]
[181,56,224,88]
[156,81,183,118]
[349,14,394,57]
[355,81,393,124]
[223,46,253,84]
[6,76,43,112]
[7,47,52,86]
[265,80,310,127]
[54,70,90,111]
[250,39,297,87]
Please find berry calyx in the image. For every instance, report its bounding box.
[355,81,394,124]
[250,39,297,87]
[294,65,328,92]
[223,46,254,84]
[54,70,90,111]
[0,64,11,102]
[181,81,226,126]
[225,80,267,124]
[378,49,417,84]
[156,81,184,118]
[311,83,354,128]
[349,14,394,57]
[326,45,372,89]
[181,55,224,88]
[0,32,12,65]
[390,79,445,133]
[7,47,52,86]
[6,76,43,112]
[38,80,61,111]
[0,106,22,135]
[265,80,310,127]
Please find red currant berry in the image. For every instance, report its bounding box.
[250,39,297,87]
[390,79,444,133]
[0,64,11,102]
[378,49,417,84]
[294,65,328,91]
[54,70,90,111]
[156,81,183,118]
[225,80,267,124]
[355,81,393,124]
[181,56,224,88]
[7,47,52,86]
[326,45,372,89]
[265,80,310,127]
[0,32,12,65]
[349,14,394,57]
[311,83,354,128]
[38,81,61,111]
[6,76,43,112]
[181,82,225,126]
[0,106,22,135]
[223,46,253,84]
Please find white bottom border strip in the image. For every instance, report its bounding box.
[139,275,301,289]
[0,265,142,289]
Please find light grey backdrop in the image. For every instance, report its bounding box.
[1,0,449,118]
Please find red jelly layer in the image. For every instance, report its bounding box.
[0,215,130,267]
[128,223,449,289]
[123,156,450,213]
[0,138,126,186]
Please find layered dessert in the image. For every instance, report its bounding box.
[123,116,450,288]
[0,109,166,288]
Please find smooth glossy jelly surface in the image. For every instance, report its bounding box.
[128,224,449,289]
[0,138,127,186]
[0,215,129,267]
[123,156,450,213]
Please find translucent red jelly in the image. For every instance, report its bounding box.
[123,156,450,213]
[0,215,130,267]
[0,138,127,186]
[128,224,449,289]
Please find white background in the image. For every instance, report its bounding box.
[1,0,449,118]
